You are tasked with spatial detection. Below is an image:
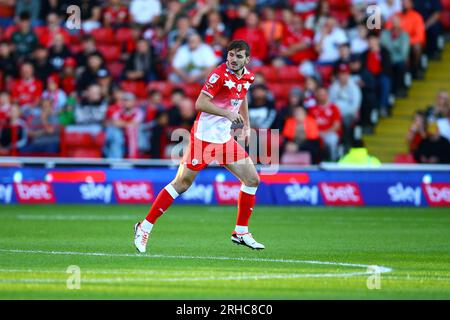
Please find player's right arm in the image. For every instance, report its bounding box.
[195,92,243,124]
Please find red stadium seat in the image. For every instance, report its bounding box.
[97,44,122,62]
[281,152,312,166]
[178,83,203,100]
[279,65,304,83]
[442,0,450,9]
[107,61,125,79]
[441,11,450,29]
[91,27,116,45]
[2,25,17,40]
[316,64,334,85]
[120,80,148,99]
[328,0,351,9]
[61,131,105,158]
[147,81,174,98]
[116,27,133,44]
[394,153,416,164]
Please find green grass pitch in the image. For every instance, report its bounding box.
[0,205,449,299]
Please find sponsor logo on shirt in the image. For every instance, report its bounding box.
[208,73,220,84]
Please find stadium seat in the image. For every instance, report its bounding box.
[61,131,105,158]
[442,0,450,9]
[97,44,122,63]
[315,64,334,85]
[115,27,133,44]
[394,153,416,164]
[107,61,125,80]
[91,27,116,45]
[281,151,312,166]
[120,80,148,99]
[2,24,16,40]
[178,83,203,100]
[147,81,174,98]
[441,11,450,29]
[279,65,304,83]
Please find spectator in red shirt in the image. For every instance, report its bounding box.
[60,57,77,96]
[232,11,268,66]
[203,10,230,60]
[102,0,129,28]
[279,14,315,65]
[308,87,342,161]
[407,110,427,154]
[11,62,43,109]
[38,12,70,48]
[0,91,12,127]
[362,33,393,118]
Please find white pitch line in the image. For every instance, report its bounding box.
[0,272,373,284]
[16,215,139,221]
[0,248,393,274]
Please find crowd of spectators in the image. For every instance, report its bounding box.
[0,0,447,164]
[407,89,450,164]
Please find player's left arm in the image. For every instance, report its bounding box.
[239,94,251,147]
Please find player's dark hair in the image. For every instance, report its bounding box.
[227,40,250,57]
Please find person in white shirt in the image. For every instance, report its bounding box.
[170,33,219,84]
[314,17,348,64]
[329,63,362,149]
[130,0,162,25]
[377,0,402,22]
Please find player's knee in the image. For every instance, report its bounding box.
[173,178,193,194]
[244,175,260,188]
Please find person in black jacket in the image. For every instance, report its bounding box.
[124,38,157,82]
[362,33,393,118]
[349,54,377,134]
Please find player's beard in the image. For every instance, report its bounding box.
[227,61,244,74]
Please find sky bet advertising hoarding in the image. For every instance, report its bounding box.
[0,167,449,207]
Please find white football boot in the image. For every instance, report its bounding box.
[231,231,265,250]
[134,222,149,253]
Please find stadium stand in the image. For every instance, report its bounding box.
[0,0,449,165]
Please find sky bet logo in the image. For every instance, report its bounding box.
[284,182,318,205]
[14,182,55,203]
[79,182,113,203]
[388,183,421,206]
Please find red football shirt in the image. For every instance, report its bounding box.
[232,27,268,62]
[281,27,315,64]
[308,103,342,134]
[11,78,43,107]
[196,63,255,143]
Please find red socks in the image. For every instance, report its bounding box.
[236,185,257,228]
[145,184,179,224]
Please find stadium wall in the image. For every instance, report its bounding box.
[0,162,449,207]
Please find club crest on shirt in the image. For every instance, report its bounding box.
[237,84,242,92]
[208,73,220,84]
